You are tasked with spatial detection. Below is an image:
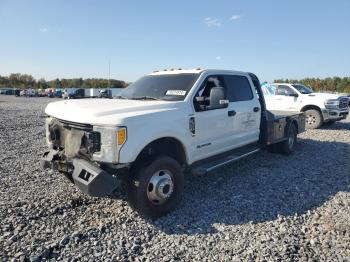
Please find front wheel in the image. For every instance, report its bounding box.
[127,156,184,218]
[304,109,322,129]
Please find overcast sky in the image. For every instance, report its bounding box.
[0,0,349,82]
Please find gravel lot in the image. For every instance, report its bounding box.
[1,95,349,261]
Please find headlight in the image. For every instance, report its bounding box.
[324,99,339,109]
[92,126,127,163]
[87,131,101,153]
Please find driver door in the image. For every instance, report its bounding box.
[192,75,232,162]
[274,85,299,111]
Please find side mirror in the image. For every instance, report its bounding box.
[289,93,299,97]
[208,87,228,109]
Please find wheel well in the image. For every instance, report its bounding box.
[301,105,323,123]
[301,105,322,114]
[133,137,187,169]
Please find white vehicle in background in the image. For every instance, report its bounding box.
[20,90,27,96]
[89,88,100,97]
[27,89,38,97]
[65,88,101,99]
[262,83,349,129]
[99,88,123,98]
[62,89,69,99]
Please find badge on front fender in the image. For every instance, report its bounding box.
[189,117,195,136]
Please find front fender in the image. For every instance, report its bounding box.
[118,113,192,164]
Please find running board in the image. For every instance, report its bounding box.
[191,145,261,175]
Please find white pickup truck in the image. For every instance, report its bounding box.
[262,83,349,129]
[41,69,305,218]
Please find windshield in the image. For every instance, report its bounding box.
[261,84,276,96]
[119,73,200,101]
[292,84,313,94]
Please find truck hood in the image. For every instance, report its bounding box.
[45,98,177,126]
[305,93,341,100]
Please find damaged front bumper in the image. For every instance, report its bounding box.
[41,150,121,197]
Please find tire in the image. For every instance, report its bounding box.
[323,120,335,126]
[278,123,297,155]
[304,109,322,129]
[127,156,184,218]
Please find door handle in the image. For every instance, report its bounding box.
[253,107,260,112]
[228,110,236,117]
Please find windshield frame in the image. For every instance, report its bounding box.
[119,73,200,102]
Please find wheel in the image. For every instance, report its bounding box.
[278,123,297,155]
[323,120,335,126]
[304,109,322,129]
[127,156,184,218]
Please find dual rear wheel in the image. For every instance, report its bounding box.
[267,123,297,155]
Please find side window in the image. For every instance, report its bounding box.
[197,76,225,97]
[276,85,295,96]
[193,75,226,111]
[224,75,253,102]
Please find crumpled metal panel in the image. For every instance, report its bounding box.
[64,129,84,158]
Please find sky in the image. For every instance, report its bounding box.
[0,0,349,82]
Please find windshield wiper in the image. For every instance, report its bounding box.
[132,96,161,101]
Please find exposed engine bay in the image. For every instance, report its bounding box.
[47,118,101,160]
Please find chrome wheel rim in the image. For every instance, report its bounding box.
[147,170,174,205]
[306,114,316,125]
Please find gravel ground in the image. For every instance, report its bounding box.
[0,95,349,261]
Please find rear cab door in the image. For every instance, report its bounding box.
[223,73,261,147]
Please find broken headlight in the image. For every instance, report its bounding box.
[86,131,101,154]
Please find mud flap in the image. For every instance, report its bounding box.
[72,158,119,197]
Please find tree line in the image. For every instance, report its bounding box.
[1,73,349,93]
[273,77,350,93]
[0,73,129,89]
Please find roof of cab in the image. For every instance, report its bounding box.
[149,68,204,75]
[149,68,248,76]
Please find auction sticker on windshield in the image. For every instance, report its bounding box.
[166,90,186,96]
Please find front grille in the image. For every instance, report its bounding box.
[49,118,100,155]
[339,97,349,109]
